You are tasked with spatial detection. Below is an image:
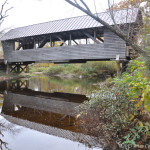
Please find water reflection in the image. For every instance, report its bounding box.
[0,76,104,150]
[29,76,100,95]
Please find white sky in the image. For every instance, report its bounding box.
[0,0,120,31]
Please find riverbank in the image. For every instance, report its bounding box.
[76,58,150,149]
[30,61,117,78]
[0,61,117,81]
[0,71,30,82]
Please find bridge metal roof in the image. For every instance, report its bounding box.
[1,8,139,41]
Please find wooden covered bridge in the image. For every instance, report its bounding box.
[1,8,141,73]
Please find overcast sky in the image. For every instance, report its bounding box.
[0,0,120,31]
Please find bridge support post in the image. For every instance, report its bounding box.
[8,63,30,74]
[116,60,129,77]
[26,64,29,73]
[6,64,10,74]
[116,60,121,77]
[17,64,20,73]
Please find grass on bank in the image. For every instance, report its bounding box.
[30,61,117,77]
[0,70,31,81]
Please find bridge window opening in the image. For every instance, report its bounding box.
[67,40,72,46]
[97,36,104,43]
[43,42,50,48]
[15,41,19,51]
[52,41,63,47]
[35,43,39,49]
[33,39,39,49]
[13,30,104,51]
[73,29,105,45]
[88,38,94,44]
[14,104,22,111]
[72,39,78,45]
[23,42,34,50]
[15,41,24,51]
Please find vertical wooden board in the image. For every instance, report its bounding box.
[104,28,126,46]
[1,41,14,61]
[104,28,126,58]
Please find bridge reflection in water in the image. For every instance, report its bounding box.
[1,79,105,148]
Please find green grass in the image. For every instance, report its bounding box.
[0,61,117,78]
[29,66,46,73]
[40,61,117,77]
[81,61,117,76]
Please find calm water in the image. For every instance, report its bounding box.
[0,76,104,150]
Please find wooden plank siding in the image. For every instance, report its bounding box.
[2,29,126,63]
[2,40,14,63]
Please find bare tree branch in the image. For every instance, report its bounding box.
[93,0,98,16]
[108,0,120,30]
[0,0,13,24]
[0,0,7,16]
[79,0,92,13]
[65,0,147,55]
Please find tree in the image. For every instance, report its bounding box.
[0,0,13,27]
[111,0,146,10]
[64,0,149,55]
[0,0,12,59]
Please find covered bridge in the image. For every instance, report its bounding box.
[1,8,141,73]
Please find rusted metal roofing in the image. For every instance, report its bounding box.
[1,8,139,41]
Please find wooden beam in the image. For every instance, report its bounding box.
[34,39,39,49]
[68,33,71,46]
[20,81,26,88]
[83,32,100,44]
[97,36,104,43]
[50,35,52,47]
[34,39,36,49]
[16,40,27,50]
[16,42,22,50]
[94,28,96,43]
[126,46,130,57]
[10,65,17,73]
[6,64,10,74]
[19,65,25,73]
[55,35,67,46]
[116,60,121,77]
[26,65,29,73]
[17,65,20,73]
[38,36,49,48]
[60,40,67,46]
[116,55,121,77]
[73,40,78,45]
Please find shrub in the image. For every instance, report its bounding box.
[44,65,63,75]
[81,61,117,76]
[77,59,150,149]
[30,61,117,77]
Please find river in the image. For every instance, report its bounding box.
[0,75,104,150]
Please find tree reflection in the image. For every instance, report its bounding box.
[0,116,22,150]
